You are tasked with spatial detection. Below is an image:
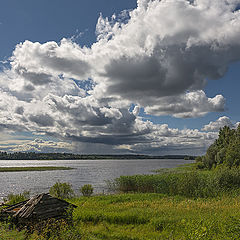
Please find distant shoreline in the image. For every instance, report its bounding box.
[0,152,196,160]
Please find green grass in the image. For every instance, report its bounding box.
[3,191,30,205]
[153,163,197,173]
[0,222,26,240]
[0,166,74,172]
[2,193,240,239]
[69,193,240,239]
[110,163,240,198]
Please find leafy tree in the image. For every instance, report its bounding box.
[203,143,218,169]
[199,125,240,169]
[225,126,240,167]
[216,147,226,165]
[216,126,235,150]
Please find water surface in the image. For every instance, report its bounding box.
[0,159,193,200]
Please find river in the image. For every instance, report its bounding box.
[0,158,193,200]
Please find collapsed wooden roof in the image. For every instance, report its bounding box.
[1,193,76,222]
[0,200,28,219]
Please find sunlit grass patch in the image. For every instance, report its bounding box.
[70,193,240,240]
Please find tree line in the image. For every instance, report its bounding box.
[0,152,195,160]
[197,125,240,169]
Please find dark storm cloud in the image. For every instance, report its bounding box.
[15,106,24,115]
[29,114,54,127]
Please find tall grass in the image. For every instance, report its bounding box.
[110,165,240,198]
[3,191,30,205]
[0,222,26,240]
[70,193,240,240]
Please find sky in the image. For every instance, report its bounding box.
[0,0,240,155]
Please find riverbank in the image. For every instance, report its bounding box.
[110,163,240,198]
[1,163,240,239]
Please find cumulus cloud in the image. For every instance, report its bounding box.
[11,40,91,81]
[93,0,240,108]
[0,0,240,154]
[145,90,225,118]
[5,0,239,116]
[113,121,218,155]
[3,138,73,153]
[202,116,234,131]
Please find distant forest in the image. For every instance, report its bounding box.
[0,152,196,160]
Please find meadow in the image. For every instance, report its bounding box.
[1,163,240,239]
[1,193,240,239]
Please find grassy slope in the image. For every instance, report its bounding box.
[0,166,73,172]
[69,193,240,240]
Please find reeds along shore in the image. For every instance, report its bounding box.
[110,164,240,198]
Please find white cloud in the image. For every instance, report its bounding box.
[6,0,238,117]
[202,116,234,131]
[0,0,240,154]
[132,105,140,116]
[0,138,73,153]
[100,107,122,119]
[145,90,225,118]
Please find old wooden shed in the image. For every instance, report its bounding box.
[0,193,76,225]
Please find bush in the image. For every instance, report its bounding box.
[176,171,202,197]
[3,191,30,205]
[196,161,205,169]
[80,184,94,197]
[49,182,75,199]
[214,166,240,189]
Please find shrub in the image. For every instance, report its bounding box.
[80,184,94,197]
[49,182,75,199]
[3,191,30,205]
[196,161,205,169]
[214,166,240,189]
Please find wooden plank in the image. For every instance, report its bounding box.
[34,207,66,216]
[39,199,69,205]
[35,203,69,211]
[14,194,44,218]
